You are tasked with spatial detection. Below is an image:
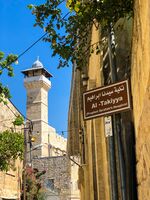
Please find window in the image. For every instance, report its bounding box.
[45,178,54,190]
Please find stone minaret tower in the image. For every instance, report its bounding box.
[22,58,52,158]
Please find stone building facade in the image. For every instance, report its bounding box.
[131,0,150,199]
[32,156,71,200]
[0,100,23,199]
[22,59,80,200]
[68,24,111,200]
[67,1,150,200]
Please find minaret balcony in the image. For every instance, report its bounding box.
[24,75,51,90]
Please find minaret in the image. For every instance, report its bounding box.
[22,58,52,157]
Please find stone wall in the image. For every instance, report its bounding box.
[32,156,71,200]
[69,24,111,200]
[85,24,110,200]
[68,17,138,200]
[48,126,67,157]
[0,100,23,199]
[131,0,150,199]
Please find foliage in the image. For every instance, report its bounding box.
[0,51,18,104]
[0,130,24,171]
[13,115,24,126]
[22,166,46,200]
[29,0,133,68]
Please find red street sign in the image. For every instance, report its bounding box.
[83,80,131,120]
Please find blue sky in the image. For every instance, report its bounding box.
[0,0,72,137]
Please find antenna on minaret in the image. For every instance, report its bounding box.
[37,56,40,61]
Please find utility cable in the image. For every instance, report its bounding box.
[0,124,23,131]
[0,123,79,134]
[5,11,70,68]
[5,100,34,130]
[5,103,18,118]
[5,100,30,122]
[16,32,48,62]
[0,118,14,123]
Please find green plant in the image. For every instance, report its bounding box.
[0,51,18,104]
[0,130,24,171]
[22,166,46,200]
[29,0,133,69]
[13,115,24,126]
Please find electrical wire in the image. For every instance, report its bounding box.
[0,124,23,131]
[0,8,79,135]
[0,118,14,123]
[5,100,34,130]
[57,0,66,7]
[0,123,79,134]
[5,10,71,68]
[1,100,81,136]
[16,32,48,62]
[5,101,27,122]
[0,101,80,134]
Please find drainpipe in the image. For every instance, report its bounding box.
[108,22,126,200]
[23,127,27,200]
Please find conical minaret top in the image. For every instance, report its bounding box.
[22,57,52,79]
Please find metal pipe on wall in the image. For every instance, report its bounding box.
[108,22,127,200]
